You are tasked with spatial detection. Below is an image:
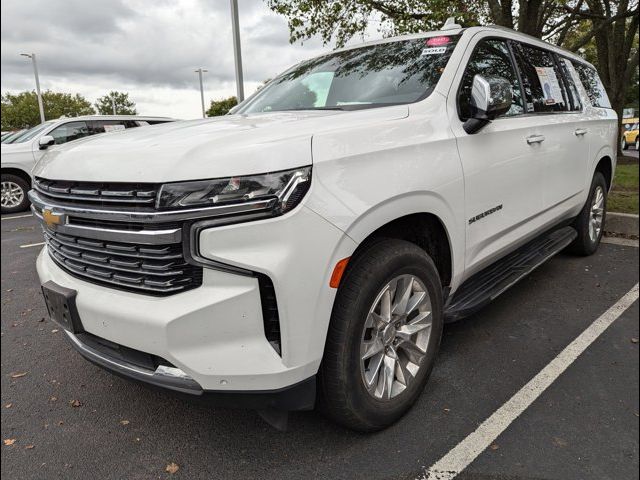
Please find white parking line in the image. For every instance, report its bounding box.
[19,241,45,249]
[420,283,639,480]
[1,213,33,221]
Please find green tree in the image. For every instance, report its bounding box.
[561,1,639,152]
[206,96,238,116]
[625,66,639,111]
[1,90,95,130]
[266,0,638,152]
[94,91,137,115]
[266,0,638,50]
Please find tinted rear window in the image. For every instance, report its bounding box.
[572,62,611,108]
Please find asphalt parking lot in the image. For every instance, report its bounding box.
[1,213,638,480]
[624,147,639,159]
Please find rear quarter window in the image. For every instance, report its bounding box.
[571,62,611,108]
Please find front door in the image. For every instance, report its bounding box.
[448,35,544,275]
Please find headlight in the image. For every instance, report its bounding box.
[157,166,311,214]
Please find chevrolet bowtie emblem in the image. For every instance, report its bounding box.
[42,209,64,227]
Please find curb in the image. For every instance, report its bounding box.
[605,212,639,237]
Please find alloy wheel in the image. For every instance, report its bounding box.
[360,274,432,400]
[1,181,24,208]
[589,185,605,243]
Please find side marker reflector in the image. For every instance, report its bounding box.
[330,257,350,289]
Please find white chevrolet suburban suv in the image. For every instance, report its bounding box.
[1,115,174,214]
[30,24,616,431]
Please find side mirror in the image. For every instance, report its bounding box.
[38,135,55,150]
[463,75,513,134]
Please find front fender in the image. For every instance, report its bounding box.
[342,192,465,290]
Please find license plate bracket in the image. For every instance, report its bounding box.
[41,281,84,334]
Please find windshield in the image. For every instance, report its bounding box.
[236,35,460,114]
[9,121,55,144]
[2,130,24,143]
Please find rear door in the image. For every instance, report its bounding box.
[449,35,544,274]
[511,42,588,215]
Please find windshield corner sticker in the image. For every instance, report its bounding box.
[421,46,447,56]
[535,66,563,105]
[469,204,503,225]
[426,36,451,46]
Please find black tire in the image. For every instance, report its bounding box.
[568,171,607,256]
[1,173,31,214]
[319,239,444,432]
[621,138,628,150]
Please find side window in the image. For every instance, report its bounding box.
[458,39,525,120]
[49,121,89,145]
[512,43,569,113]
[559,58,582,111]
[571,62,611,108]
[87,120,127,134]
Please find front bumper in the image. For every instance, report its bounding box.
[36,204,357,394]
[63,329,316,411]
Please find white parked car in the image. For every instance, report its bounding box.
[30,24,616,431]
[1,115,174,213]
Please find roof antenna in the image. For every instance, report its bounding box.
[441,17,462,31]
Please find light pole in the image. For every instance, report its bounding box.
[20,53,45,123]
[230,0,245,102]
[195,68,208,118]
[111,93,117,115]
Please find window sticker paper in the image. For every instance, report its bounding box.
[104,124,126,132]
[535,67,563,105]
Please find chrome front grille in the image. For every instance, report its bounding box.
[29,178,277,296]
[34,177,159,208]
[30,178,204,296]
[42,227,202,295]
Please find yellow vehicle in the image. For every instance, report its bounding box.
[621,120,639,150]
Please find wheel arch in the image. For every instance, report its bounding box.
[343,194,461,289]
[1,167,32,187]
[594,155,613,192]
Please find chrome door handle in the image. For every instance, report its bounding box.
[574,128,588,136]
[526,135,546,144]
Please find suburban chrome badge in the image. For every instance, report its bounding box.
[469,204,503,225]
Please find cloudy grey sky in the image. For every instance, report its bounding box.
[1,0,378,119]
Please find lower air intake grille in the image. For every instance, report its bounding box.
[257,274,282,355]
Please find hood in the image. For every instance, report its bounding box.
[32,106,408,183]
[1,141,31,154]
